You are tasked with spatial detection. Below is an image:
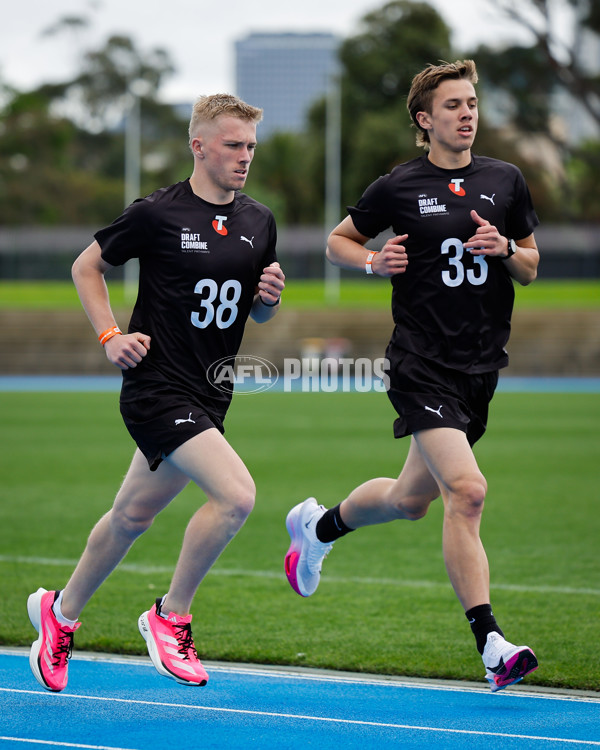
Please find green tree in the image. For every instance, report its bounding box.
[243,1,456,226]
[467,0,600,220]
[0,31,188,225]
[313,0,453,214]
[0,87,123,224]
[489,0,600,129]
[565,139,600,220]
[245,131,319,225]
[62,34,175,133]
[339,0,452,110]
[471,45,557,135]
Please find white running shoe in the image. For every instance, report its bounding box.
[482,631,538,692]
[284,497,333,597]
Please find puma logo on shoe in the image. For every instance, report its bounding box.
[424,405,444,418]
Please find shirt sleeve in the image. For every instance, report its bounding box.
[505,167,539,241]
[347,174,393,238]
[95,199,153,266]
[265,214,278,263]
[256,212,278,282]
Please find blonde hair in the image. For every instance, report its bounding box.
[188,94,263,149]
[407,60,478,150]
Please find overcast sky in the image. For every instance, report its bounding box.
[2,0,535,103]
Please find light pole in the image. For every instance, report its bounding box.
[123,80,146,303]
[324,69,341,304]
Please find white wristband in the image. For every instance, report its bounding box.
[365,251,376,275]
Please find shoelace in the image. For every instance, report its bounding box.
[306,540,333,574]
[53,629,75,667]
[172,621,198,661]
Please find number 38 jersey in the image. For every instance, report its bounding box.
[96,179,277,412]
[348,155,539,373]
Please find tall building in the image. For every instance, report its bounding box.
[235,32,339,139]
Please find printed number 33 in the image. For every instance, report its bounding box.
[441,238,488,287]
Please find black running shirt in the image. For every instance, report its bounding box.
[96,179,277,413]
[348,155,539,373]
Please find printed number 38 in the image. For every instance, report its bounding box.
[191,279,241,329]
[441,238,488,287]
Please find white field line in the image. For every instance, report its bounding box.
[2,555,599,597]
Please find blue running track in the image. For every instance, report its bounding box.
[1,649,598,749]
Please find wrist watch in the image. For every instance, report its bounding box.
[503,239,517,259]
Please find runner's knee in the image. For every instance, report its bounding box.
[446,475,487,518]
[218,476,256,528]
[384,483,435,521]
[232,480,256,521]
[110,505,155,540]
[400,498,431,521]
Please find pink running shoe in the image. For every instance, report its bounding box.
[138,599,208,686]
[482,631,538,692]
[27,588,81,692]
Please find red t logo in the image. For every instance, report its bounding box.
[212,215,228,235]
[448,179,466,196]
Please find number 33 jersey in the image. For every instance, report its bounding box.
[96,179,277,409]
[348,155,539,373]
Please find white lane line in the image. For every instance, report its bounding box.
[1,688,599,746]
[0,737,136,750]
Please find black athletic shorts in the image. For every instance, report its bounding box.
[385,348,499,446]
[120,394,225,471]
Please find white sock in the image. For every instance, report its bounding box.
[158,594,169,618]
[52,590,78,627]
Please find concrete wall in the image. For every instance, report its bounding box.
[1,308,598,376]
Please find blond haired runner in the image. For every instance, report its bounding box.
[28,94,284,691]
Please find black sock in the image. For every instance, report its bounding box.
[465,604,504,655]
[316,504,354,543]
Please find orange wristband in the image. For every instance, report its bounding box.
[365,251,376,275]
[98,326,122,346]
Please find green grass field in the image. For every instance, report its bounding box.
[1,389,599,691]
[0,278,599,309]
